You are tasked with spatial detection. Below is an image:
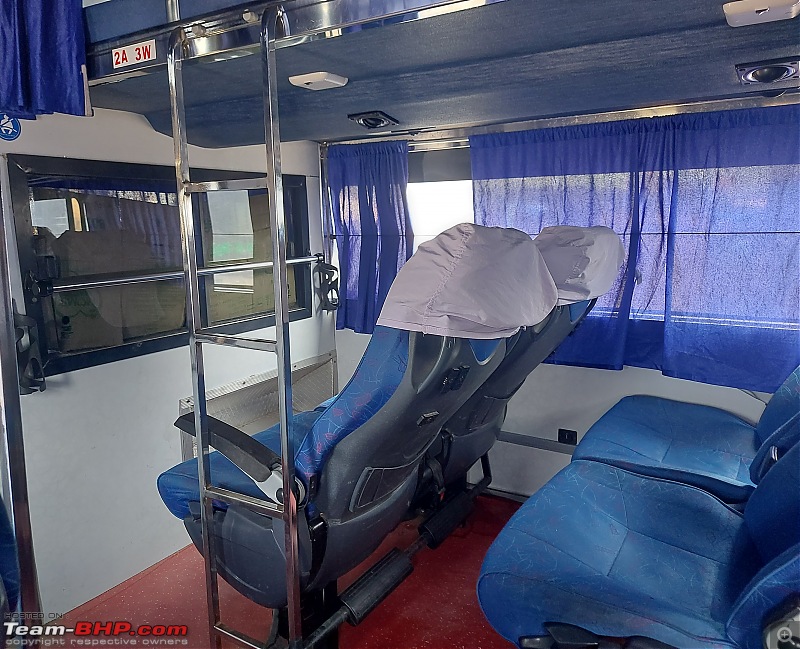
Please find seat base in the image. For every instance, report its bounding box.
[478,459,760,648]
[572,395,759,502]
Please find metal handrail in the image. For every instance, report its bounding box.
[193,332,277,352]
[50,254,321,293]
[185,178,268,193]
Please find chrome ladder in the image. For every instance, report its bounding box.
[166,6,304,648]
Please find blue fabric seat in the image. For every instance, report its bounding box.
[572,365,800,501]
[158,410,323,520]
[158,326,410,520]
[158,327,508,522]
[478,442,800,649]
[156,323,508,608]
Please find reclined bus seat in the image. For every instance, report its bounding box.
[428,225,625,489]
[157,224,556,610]
[478,439,800,649]
[571,363,800,502]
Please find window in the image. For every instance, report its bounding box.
[8,156,312,375]
[406,180,474,251]
[200,189,302,325]
[406,148,475,251]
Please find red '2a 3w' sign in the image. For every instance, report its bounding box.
[112,39,157,69]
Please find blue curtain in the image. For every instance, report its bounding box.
[328,141,413,333]
[471,105,800,392]
[0,0,89,119]
[472,123,640,370]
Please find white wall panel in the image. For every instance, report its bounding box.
[1,108,333,616]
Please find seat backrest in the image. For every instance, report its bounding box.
[728,442,800,648]
[306,325,506,586]
[472,300,594,402]
[440,301,592,442]
[295,326,411,491]
[726,542,800,649]
[756,364,800,445]
[744,440,800,565]
[435,301,593,484]
[431,227,623,485]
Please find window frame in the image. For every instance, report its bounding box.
[8,154,313,376]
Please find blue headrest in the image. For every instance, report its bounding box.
[757,365,800,445]
[744,442,800,565]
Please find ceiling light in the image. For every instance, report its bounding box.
[288,72,348,91]
[723,0,800,26]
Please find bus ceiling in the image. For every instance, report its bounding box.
[83,0,800,148]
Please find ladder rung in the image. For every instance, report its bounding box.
[185,178,268,193]
[214,624,266,649]
[197,260,275,276]
[204,485,283,517]
[196,254,321,277]
[195,332,277,352]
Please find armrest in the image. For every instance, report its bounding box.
[174,413,281,482]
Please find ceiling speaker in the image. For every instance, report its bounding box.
[736,58,800,85]
[348,111,400,130]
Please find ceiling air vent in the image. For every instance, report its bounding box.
[736,58,800,84]
[348,111,399,130]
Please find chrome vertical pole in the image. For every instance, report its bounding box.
[166,0,180,22]
[319,146,339,396]
[319,145,334,266]
[0,156,41,615]
[167,28,222,649]
[261,6,302,647]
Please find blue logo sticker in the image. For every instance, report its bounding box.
[0,115,21,142]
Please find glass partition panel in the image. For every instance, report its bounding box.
[9,156,312,374]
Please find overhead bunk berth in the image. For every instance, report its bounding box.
[81,0,800,147]
[82,0,514,146]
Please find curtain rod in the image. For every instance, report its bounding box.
[321,91,800,152]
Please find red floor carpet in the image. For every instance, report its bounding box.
[59,495,519,649]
